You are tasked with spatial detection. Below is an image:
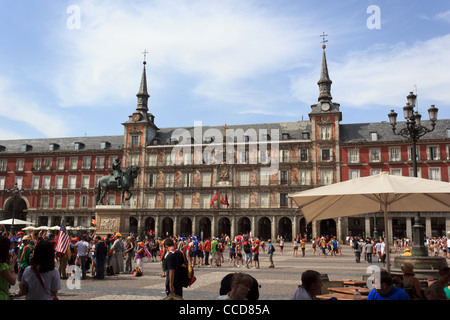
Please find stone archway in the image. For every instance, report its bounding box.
[198,217,211,240]
[237,217,251,235]
[258,217,271,240]
[3,196,28,232]
[161,217,173,238]
[129,217,138,235]
[179,217,192,236]
[278,217,292,241]
[217,217,231,238]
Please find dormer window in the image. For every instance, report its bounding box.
[0,145,5,152]
[204,137,214,143]
[282,133,290,140]
[74,142,85,150]
[100,141,111,149]
[49,143,59,151]
[21,144,32,152]
[302,132,310,140]
[370,132,378,141]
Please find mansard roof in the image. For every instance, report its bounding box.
[340,119,450,144]
[0,135,123,154]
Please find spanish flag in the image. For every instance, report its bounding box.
[210,192,217,206]
[220,193,229,207]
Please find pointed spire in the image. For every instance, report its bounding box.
[317,35,332,102]
[136,58,150,112]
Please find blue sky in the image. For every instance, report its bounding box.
[0,0,449,139]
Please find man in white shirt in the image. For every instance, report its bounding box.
[76,236,90,280]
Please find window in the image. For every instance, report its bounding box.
[300,149,308,162]
[389,147,401,162]
[349,169,360,179]
[280,149,289,162]
[301,132,310,140]
[320,169,333,185]
[55,176,64,189]
[370,132,378,141]
[0,177,4,190]
[41,196,49,209]
[81,176,90,189]
[16,159,25,171]
[70,157,78,170]
[80,195,89,208]
[369,148,381,162]
[0,159,6,171]
[408,167,422,178]
[280,193,289,207]
[348,149,360,163]
[321,149,332,161]
[427,146,440,161]
[15,176,23,189]
[95,156,105,169]
[148,153,157,166]
[32,176,40,190]
[68,176,77,189]
[238,171,249,186]
[429,168,441,181]
[67,195,75,209]
[390,168,402,176]
[82,156,91,169]
[56,157,65,170]
[49,143,59,151]
[299,170,311,185]
[280,171,288,185]
[370,169,381,176]
[43,158,52,170]
[54,196,62,209]
[319,126,332,140]
[33,158,41,170]
[74,142,84,150]
[282,133,290,140]
[407,146,420,161]
[42,176,51,189]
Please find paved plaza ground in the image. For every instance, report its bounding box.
[12,242,390,300]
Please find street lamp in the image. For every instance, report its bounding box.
[6,183,23,235]
[388,91,438,256]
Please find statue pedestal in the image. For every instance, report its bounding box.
[392,255,448,280]
[95,205,131,238]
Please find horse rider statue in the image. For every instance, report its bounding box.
[112,157,123,188]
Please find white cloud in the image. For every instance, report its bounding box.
[291,34,450,114]
[50,0,320,109]
[0,75,71,138]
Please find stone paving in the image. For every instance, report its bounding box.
[12,243,390,300]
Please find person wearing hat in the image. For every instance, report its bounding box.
[401,262,423,300]
[402,248,412,256]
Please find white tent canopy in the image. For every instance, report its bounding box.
[290,172,450,271]
[0,218,35,225]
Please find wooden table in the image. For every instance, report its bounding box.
[327,286,371,295]
[342,280,367,287]
[317,293,367,300]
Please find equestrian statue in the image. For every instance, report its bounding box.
[96,157,139,205]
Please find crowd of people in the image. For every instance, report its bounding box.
[1,226,449,300]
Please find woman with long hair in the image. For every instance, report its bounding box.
[21,240,61,300]
[0,236,16,300]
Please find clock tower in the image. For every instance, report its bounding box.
[308,37,342,186]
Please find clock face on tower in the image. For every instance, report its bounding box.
[132,113,142,122]
[321,102,330,111]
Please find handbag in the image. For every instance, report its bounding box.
[32,266,59,300]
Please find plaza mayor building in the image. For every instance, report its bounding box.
[1,45,449,243]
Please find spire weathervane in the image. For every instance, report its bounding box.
[142,50,149,64]
[320,32,328,49]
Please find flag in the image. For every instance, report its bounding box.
[210,192,217,206]
[143,245,152,259]
[55,219,70,254]
[220,193,229,207]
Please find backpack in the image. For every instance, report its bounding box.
[180,251,196,288]
[243,241,251,254]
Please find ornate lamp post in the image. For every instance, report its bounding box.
[6,182,23,235]
[388,92,438,256]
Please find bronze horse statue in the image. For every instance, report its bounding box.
[96,165,139,205]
